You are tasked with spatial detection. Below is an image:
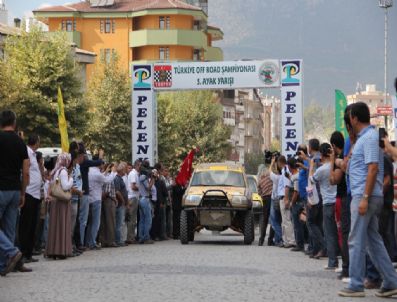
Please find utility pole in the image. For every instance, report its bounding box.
[378,0,393,127]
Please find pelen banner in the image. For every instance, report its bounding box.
[392,95,397,141]
[132,65,155,164]
[335,90,348,139]
[280,60,303,158]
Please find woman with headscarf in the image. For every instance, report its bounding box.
[45,153,73,259]
[257,164,274,246]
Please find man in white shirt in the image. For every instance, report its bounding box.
[86,158,111,249]
[125,160,141,244]
[19,134,42,263]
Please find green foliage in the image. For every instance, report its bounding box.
[270,138,281,152]
[304,101,335,142]
[157,91,231,173]
[0,27,87,145]
[84,55,131,161]
[244,152,265,175]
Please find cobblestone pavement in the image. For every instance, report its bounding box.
[0,229,388,302]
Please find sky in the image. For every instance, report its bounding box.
[6,0,397,105]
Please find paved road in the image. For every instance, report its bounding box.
[0,229,387,302]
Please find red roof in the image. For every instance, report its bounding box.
[34,0,202,13]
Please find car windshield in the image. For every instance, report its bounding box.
[190,171,245,187]
[247,176,258,193]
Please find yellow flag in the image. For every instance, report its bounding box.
[57,86,69,152]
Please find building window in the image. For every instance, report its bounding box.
[100,48,115,64]
[159,16,170,29]
[159,47,170,60]
[193,49,201,61]
[100,19,115,33]
[61,20,76,32]
[193,20,200,30]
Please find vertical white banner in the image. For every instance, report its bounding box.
[132,65,154,164]
[392,95,397,141]
[280,60,303,158]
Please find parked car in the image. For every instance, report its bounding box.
[180,162,254,245]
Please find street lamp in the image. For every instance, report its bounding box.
[379,0,393,103]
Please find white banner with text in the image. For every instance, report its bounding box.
[280,60,304,158]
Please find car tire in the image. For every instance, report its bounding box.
[244,210,254,245]
[258,212,265,241]
[188,212,195,242]
[180,210,189,245]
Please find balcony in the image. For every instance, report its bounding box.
[129,29,207,48]
[46,31,81,48]
[65,31,81,48]
[235,105,244,112]
[223,118,235,127]
[245,113,254,120]
[205,47,223,61]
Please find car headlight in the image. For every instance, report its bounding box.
[185,194,202,205]
[231,194,248,205]
[252,201,262,208]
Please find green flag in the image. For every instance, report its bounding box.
[335,89,348,139]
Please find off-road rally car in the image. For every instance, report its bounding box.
[180,163,254,245]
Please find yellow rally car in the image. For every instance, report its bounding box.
[180,163,254,245]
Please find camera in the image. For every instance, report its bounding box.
[264,150,281,164]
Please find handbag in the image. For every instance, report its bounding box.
[306,180,319,206]
[50,170,72,202]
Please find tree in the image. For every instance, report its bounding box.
[157,91,231,173]
[244,152,264,175]
[84,54,131,161]
[0,27,87,145]
[304,101,335,142]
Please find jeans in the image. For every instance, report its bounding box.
[366,254,382,283]
[79,195,90,246]
[0,190,20,271]
[306,203,325,254]
[323,203,339,268]
[86,200,101,248]
[270,198,282,244]
[115,206,125,244]
[291,200,305,248]
[138,197,152,242]
[341,195,351,277]
[70,200,78,239]
[348,195,397,291]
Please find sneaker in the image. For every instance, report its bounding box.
[284,244,295,249]
[23,257,39,263]
[0,252,22,277]
[364,279,381,289]
[324,265,338,270]
[313,250,326,259]
[143,240,154,244]
[338,288,365,297]
[375,288,397,297]
[291,246,304,252]
[335,267,343,273]
[342,277,351,284]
